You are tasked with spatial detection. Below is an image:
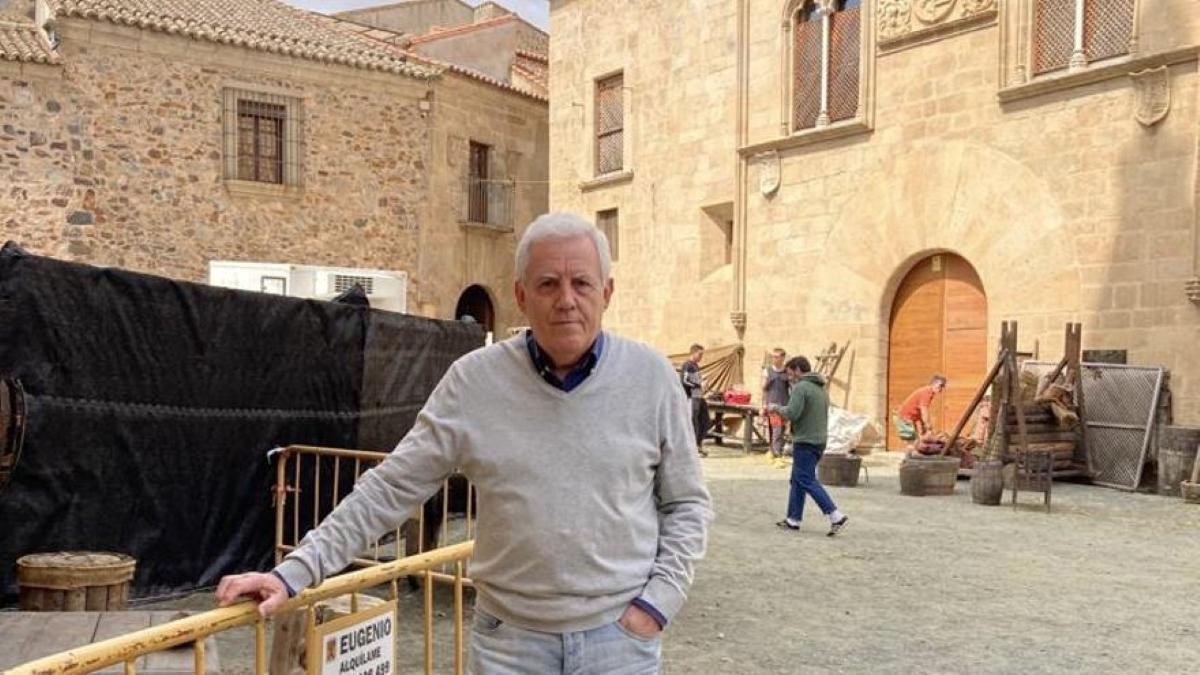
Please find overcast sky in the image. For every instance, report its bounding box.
[283,0,549,31]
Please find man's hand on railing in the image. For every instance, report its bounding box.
[215,572,290,618]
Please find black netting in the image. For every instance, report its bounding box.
[0,243,482,603]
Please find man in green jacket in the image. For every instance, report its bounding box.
[768,356,849,536]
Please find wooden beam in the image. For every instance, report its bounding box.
[944,349,1008,453]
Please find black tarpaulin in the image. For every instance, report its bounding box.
[0,243,483,603]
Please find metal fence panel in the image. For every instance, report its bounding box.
[1023,362,1164,490]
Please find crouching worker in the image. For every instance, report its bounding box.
[215,213,712,674]
[898,375,948,448]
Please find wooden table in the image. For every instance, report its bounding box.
[707,401,770,453]
[0,611,221,673]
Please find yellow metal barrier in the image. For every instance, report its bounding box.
[6,541,474,675]
[274,445,476,586]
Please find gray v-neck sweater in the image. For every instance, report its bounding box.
[275,332,713,633]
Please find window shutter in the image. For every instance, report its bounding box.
[792,13,822,131]
[1033,0,1077,74]
[827,4,860,124]
[1084,0,1134,62]
[595,75,624,175]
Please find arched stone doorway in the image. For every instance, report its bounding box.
[886,253,987,449]
[455,285,495,334]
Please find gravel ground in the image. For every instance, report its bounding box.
[113,447,1200,673]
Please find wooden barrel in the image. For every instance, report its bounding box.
[17,552,136,611]
[1156,426,1200,497]
[899,456,960,496]
[817,453,861,487]
[970,460,1005,505]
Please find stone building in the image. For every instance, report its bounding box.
[548,0,1200,442]
[332,0,549,98]
[0,0,549,334]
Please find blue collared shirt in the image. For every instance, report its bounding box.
[524,330,605,392]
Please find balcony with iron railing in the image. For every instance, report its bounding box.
[460,178,514,232]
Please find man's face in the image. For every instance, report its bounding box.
[692,350,704,364]
[933,380,946,393]
[771,353,785,368]
[785,366,801,382]
[514,235,612,367]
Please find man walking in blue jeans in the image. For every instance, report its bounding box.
[769,356,849,536]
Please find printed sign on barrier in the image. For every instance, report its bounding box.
[307,599,397,675]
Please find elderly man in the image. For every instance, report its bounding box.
[216,212,713,674]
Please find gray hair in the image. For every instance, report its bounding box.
[515,212,613,282]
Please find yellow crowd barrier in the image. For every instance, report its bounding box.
[274,445,476,587]
[5,540,474,675]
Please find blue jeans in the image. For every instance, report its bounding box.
[469,607,661,674]
[787,442,837,522]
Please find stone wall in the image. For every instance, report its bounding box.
[415,20,521,83]
[549,0,740,354]
[548,0,1200,425]
[335,0,474,36]
[422,72,550,333]
[1,15,548,332]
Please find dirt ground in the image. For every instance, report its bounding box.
[119,446,1200,673]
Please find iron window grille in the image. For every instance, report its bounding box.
[460,178,514,231]
[222,88,304,186]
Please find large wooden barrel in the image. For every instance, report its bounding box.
[817,453,861,487]
[1156,426,1200,497]
[899,456,960,496]
[970,460,1005,505]
[17,552,136,611]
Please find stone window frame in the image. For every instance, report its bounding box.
[779,0,874,144]
[1000,0,1142,92]
[221,84,305,196]
[579,67,634,192]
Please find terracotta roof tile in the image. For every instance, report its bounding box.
[515,49,547,64]
[0,20,61,64]
[47,0,440,78]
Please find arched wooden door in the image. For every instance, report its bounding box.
[886,254,987,449]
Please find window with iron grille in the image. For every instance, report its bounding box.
[595,74,624,175]
[792,1,861,133]
[1033,0,1134,75]
[597,209,619,262]
[222,87,303,187]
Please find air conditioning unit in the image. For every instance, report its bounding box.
[208,261,408,313]
[311,269,407,313]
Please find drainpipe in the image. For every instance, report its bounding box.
[1191,85,1200,305]
[731,0,749,340]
